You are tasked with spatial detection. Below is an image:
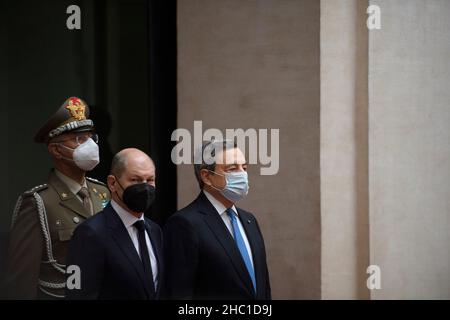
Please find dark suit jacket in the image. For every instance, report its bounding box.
[163,192,271,300]
[65,203,163,300]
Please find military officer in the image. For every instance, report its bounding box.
[4,97,111,299]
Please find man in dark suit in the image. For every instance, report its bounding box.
[66,148,163,299]
[164,140,271,300]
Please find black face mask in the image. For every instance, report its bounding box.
[115,178,156,213]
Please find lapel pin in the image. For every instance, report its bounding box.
[247,219,251,224]
[55,220,62,226]
[61,193,68,199]
[92,188,98,193]
[73,216,80,224]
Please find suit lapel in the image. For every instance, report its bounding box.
[198,193,255,297]
[105,205,152,297]
[86,179,103,213]
[48,170,91,219]
[86,180,106,213]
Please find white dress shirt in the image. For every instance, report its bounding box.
[203,190,254,269]
[110,200,158,288]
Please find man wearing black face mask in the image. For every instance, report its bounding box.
[65,148,163,300]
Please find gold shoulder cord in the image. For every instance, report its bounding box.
[12,185,66,299]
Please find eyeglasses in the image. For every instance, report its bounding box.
[54,133,99,145]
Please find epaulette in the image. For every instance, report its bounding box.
[23,184,48,196]
[86,177,107,186]
[11,184,48,229]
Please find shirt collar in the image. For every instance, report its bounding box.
[203,190,238,217]
[111,199,144,229]
[54,169,87,195]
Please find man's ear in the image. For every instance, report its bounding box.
[107,175,116,193]
[200,169,212,187]
[47,143,63,159]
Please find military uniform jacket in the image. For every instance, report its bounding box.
[5,169,110,299]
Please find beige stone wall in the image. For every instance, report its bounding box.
[177,0,450,299]
[177,0,321,299]
[320,0,370,299]
[369,0,450,299]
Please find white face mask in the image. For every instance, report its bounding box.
[59,138,100,171]
[208,170,249,203]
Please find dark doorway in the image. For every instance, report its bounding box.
[0,0,177,297]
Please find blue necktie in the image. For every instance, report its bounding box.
[226,208,256,294]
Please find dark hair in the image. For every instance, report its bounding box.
[194,139,237,189]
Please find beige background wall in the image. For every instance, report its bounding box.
[320,0,370,299]
[322,0,450,299]
[177,0,450,299]
[369,0,450,299]
[177,0,321,299]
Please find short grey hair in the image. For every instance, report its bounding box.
[110,152,128,178]
[194,139,237,189]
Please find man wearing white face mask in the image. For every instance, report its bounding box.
[163,140,271,300]
[4,97,110,299]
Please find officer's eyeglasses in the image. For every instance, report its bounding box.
[55,133,99,145]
